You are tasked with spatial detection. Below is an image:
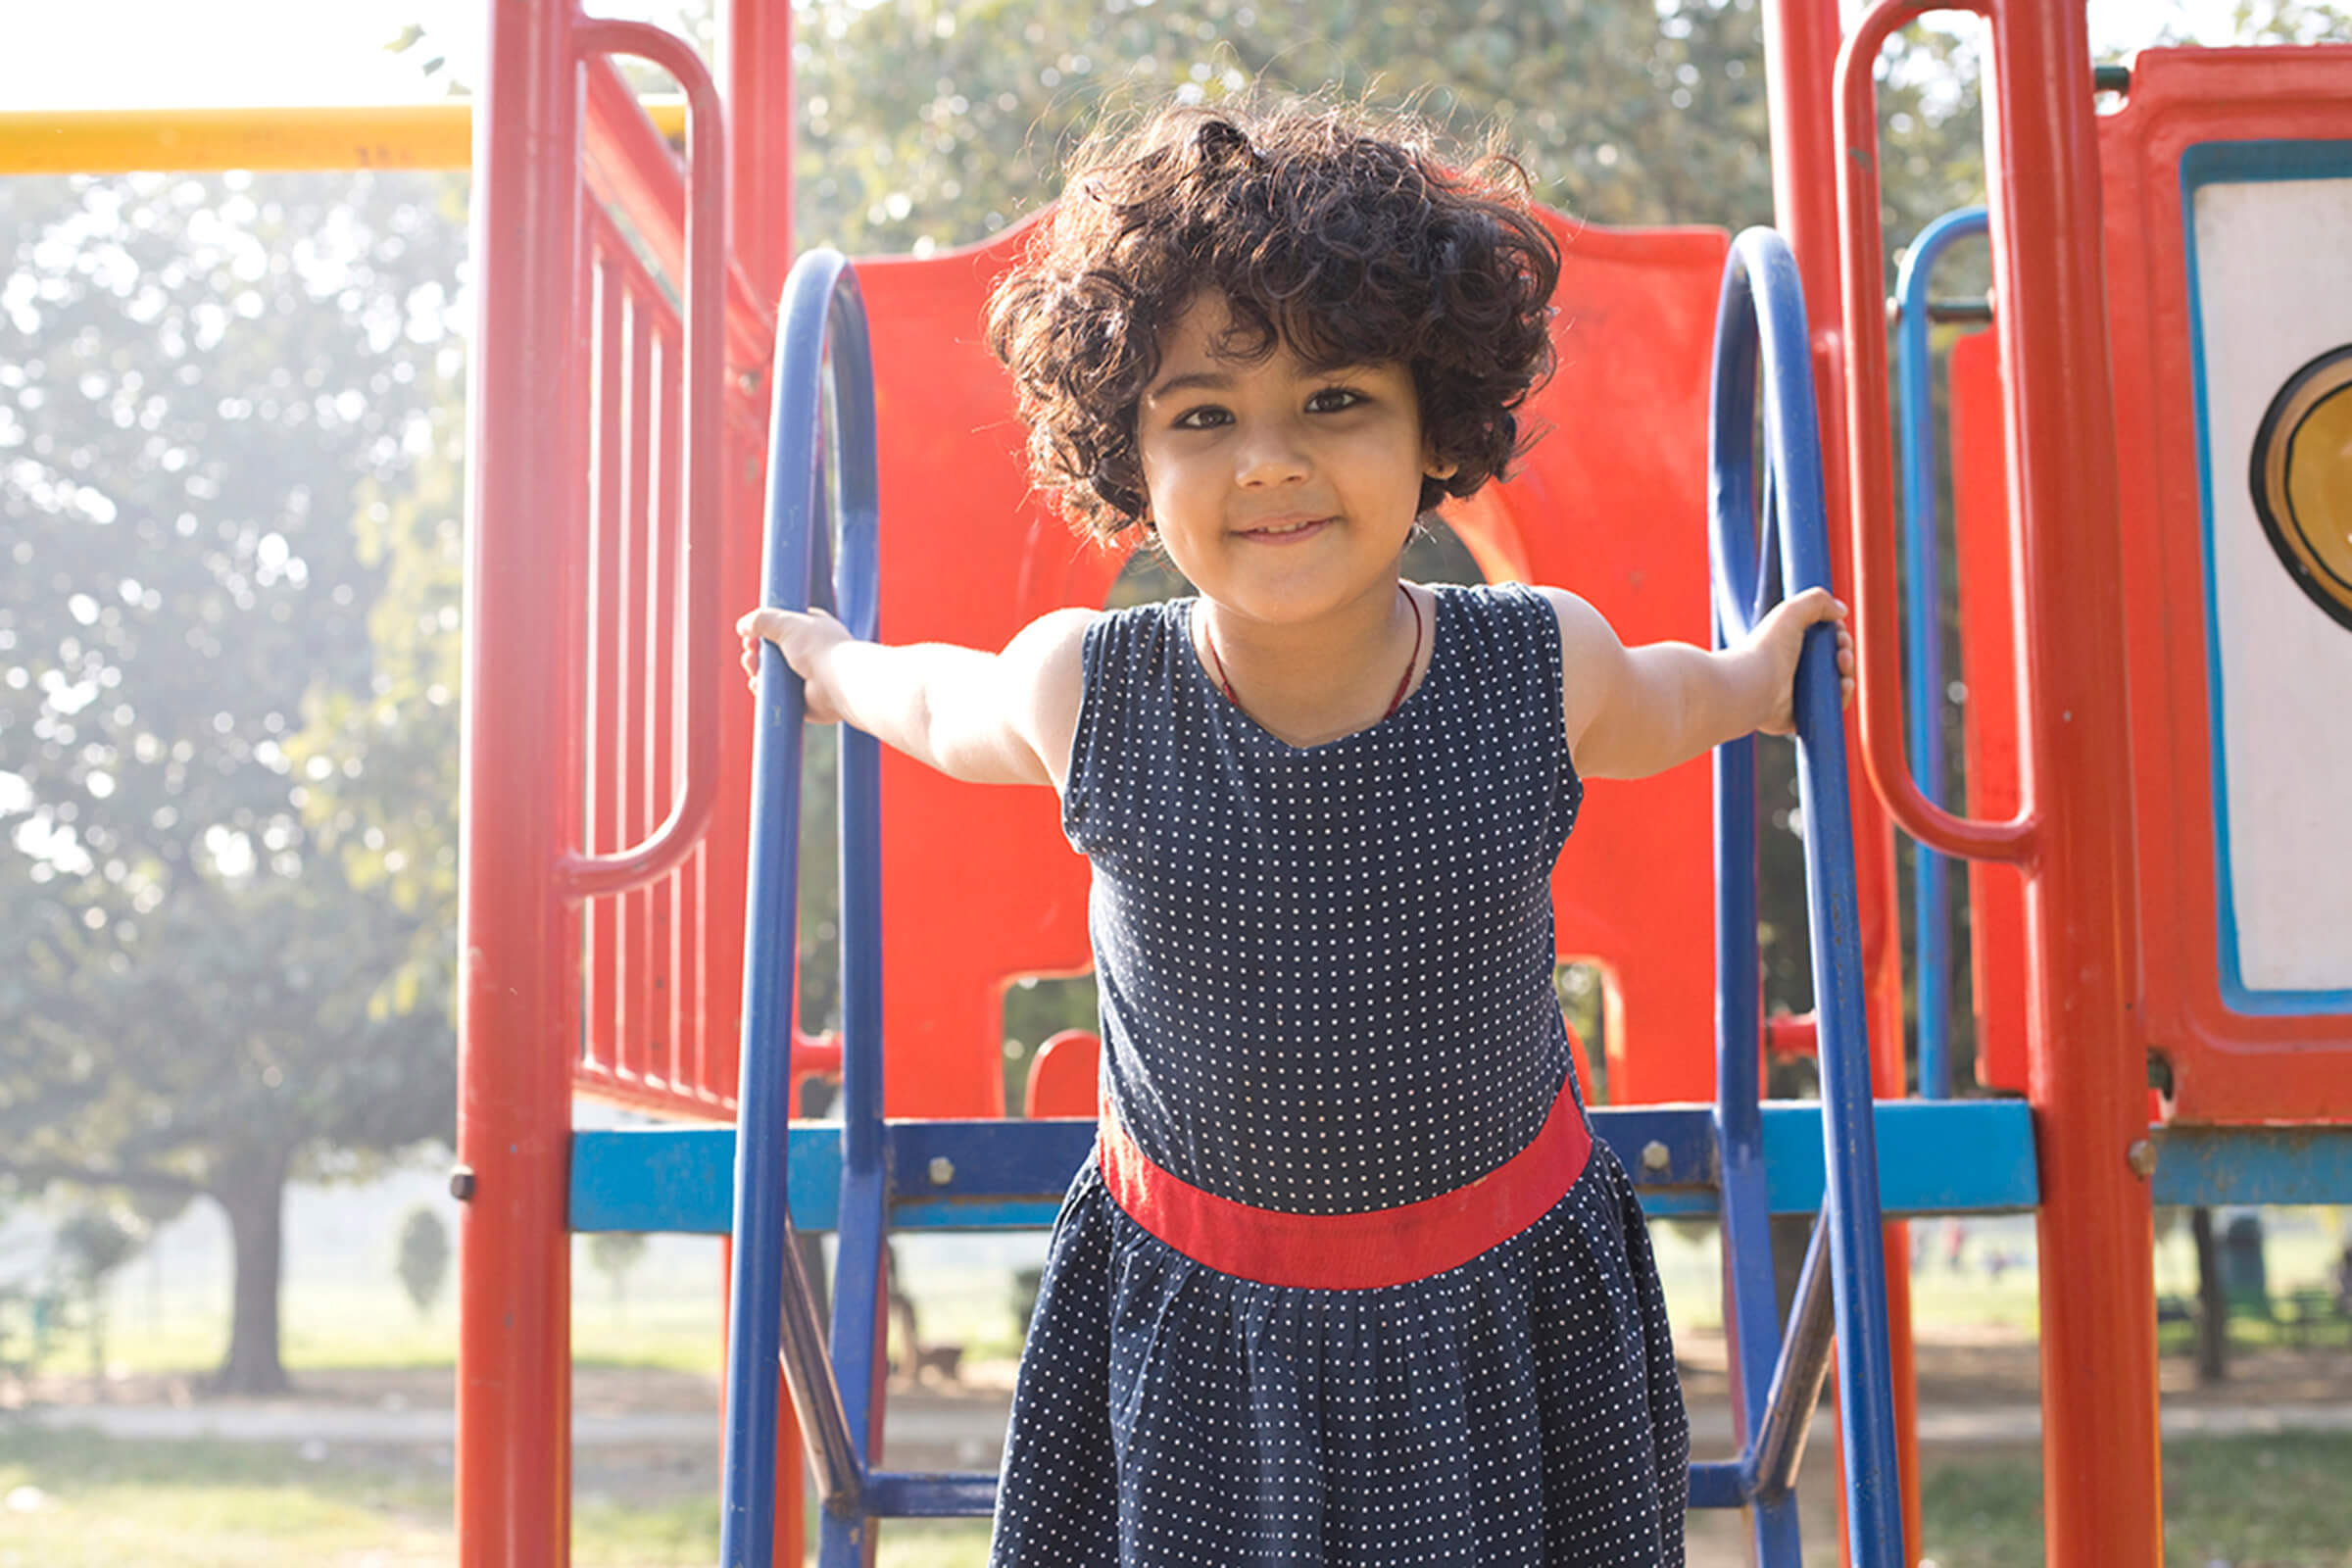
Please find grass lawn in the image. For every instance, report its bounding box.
[5,1426,2352,1566]
[1913,1434,2352,1568]
[24,1203,2343,1564]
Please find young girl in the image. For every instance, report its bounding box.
[741,101,1851,1567]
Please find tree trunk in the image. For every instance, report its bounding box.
[211,1145,293,1395]
[2190,1204,2229,1386]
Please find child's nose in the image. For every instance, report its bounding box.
[1234,421,1311,487]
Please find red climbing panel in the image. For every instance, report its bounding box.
[851,212,1732,1115]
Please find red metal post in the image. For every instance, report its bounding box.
[651,323,684,1091]
[458,0,581,1559]
[725,0,796,312]
[588,257,626,1078]
[1840,3,2158,1560]
[622,295,657,1082]
[1983,6,2158,1562]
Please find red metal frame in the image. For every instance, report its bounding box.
[461,8,778,1562]
[462,4,2352,1564]
[573,198,733,1110]
[2096,45,2352,1125]
[1946,330,2033,1096]
[1838,6,2158,1566]
[460,5,583,1559]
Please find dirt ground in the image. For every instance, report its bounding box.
[1672,1324,2352,1414]
[20,1328,2352,1482]
[11,1333,2352,1566]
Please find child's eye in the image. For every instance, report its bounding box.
[1170,405,1232,430]
[1306,386,1366,414]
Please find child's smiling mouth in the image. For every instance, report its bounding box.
[1236,514,1334,543]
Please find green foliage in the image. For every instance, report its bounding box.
[789,0,1986,255]
[587,1232,651,1319]
[0,169,467,1385]
[49,1201,142,1385]
[393,1205,450,1319]
[51,1203,140,1293]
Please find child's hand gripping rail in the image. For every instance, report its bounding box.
[726,248,884,1566]
[1699,227,1905,1568]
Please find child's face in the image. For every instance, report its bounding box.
[1135,293,1452,626]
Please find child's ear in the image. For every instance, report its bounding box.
[1423,449,1459,482]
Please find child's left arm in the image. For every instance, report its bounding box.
[1540,586,1855,781]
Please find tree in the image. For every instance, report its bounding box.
[587,1232,650,1321]
[0,169,466,1393]
[51,1202,141,1392]
[395,1204,451,1320]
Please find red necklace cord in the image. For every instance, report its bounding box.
[1202,585,1422,723]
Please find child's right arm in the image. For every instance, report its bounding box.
[735,605,1094,790]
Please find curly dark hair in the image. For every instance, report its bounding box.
[984,99,1562,543]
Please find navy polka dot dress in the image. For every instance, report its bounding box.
[989,583,1690,1565]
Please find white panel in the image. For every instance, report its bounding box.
[2191,174,2352,994]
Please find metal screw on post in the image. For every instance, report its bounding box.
[449,1164,477,1201]
[2126,1140,2158,1180]
[927,1156,956,1187]
[1641,1141,1672,1175]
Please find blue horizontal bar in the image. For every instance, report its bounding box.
[856,1446,1756,1520]
[864,1470,1000,1518]
[570,1101,2047,1234]
[874,1457,1750,1519]
[1687,1460,1747,1510]
[2152,1124,2352,1207]
[1759,1100,2036,1217]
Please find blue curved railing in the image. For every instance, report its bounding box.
[1701,227,1903,1568]
[723,233,1905,1566]
[725,248,887,1568]
[1893,206,1989,1101]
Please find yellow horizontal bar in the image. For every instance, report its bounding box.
[0,99,688,175]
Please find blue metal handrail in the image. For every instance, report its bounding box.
[728,232,1905,1564]
[724,248,886,1567]
[1893,207,1989,1101]
[1701,226,1904,1568]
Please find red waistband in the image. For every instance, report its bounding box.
[1097,1071,1592,1291]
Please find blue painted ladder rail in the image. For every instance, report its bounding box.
[1702,227,1904,1566]
[1892,206,1991,1104]
[710,235,1906,1566]
[724,248,890,1568]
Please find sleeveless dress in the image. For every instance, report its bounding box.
[988,583,1690,1566]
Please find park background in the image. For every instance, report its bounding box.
[4,0,2352,1563]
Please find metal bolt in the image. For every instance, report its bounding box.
[2126,1139,2158,1179]
[1641,1141,1672,1174]
[448,1164,476,1201]
[927,1156,956,1187]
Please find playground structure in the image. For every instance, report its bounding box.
[12,0,2352,1563]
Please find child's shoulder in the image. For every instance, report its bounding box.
[1455,581,1618,662]
[1433,579,1582,652]
[1078,596,1187,662]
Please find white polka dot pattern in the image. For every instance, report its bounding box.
[1065,586,1579,1213]
[992,584,1690,1564]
